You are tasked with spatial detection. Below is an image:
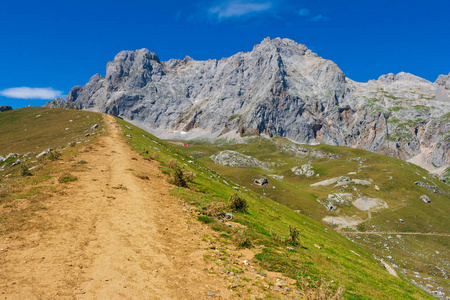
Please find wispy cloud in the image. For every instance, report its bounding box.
[0,87,63,100]
[310,14,329,22]
[298,8,310,17]
[297,7,328,22]
[207,0,274,21]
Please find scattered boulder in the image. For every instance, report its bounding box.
[347,157,366,164]
[352,179,372,185]
[327,193,353,205]
[210,150,271,170]
[11,159,21,166]
[218,212,234,220]
[291,164,314,177]
[36,148,52,158]
[420,195,431,203]
[90,124,98,130]
[326,203,336,211]
[268,174,284,181]
[334,176,351,186]
[414,181,442,194]
[4,153,20,161]
[0,105,12,112]
[254,177,268,186]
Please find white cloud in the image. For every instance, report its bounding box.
[0,87,63,100]
[208,0,273,20]
[298,8,310,17]
[310,14,329,22]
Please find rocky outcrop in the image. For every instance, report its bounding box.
[291,164,315,177]
[50,37,450,169]
[45,98,79,109]
[0,106,12,112]
[210,150,270,170]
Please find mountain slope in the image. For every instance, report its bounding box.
[0,107,435,299]
[170,135,449,297]
[47,37,450,171]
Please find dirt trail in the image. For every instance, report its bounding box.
[1,115,238,299]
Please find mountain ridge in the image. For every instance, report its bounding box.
[46,37,450,172]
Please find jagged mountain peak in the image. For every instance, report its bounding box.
[377,72,431,84]
[253,37,317,58]
[49,37,449,171]
[113,48,160,63]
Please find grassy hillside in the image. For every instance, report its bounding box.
[115,119,436,299]
[0,107,438,298]
[170,136,449,298]
[0,107,104,235]
[0,107,103,156]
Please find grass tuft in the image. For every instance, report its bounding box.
[58,173,77,183]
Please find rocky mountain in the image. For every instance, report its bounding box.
[47,37,450,171]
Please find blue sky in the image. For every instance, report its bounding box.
[1,0,449,108]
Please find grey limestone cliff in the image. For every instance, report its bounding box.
[49,37,450,170]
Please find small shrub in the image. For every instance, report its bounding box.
[20,164,32,177]
[288,225,300,246]
[230,193,248,213]
[47,150,62,161]
[183,171,196,182]
[58,173,77,183]
[167,159,178,170]
[68,142,76,147]
[197,215,215,224]
[271,228,284,243]
[205,201,227,217]
[235,230,253,248]
[77,160,87,165]
[211,222,232,233]
[298,276,344,299]
[171,165,188,188]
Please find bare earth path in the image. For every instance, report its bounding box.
[0,115,237,299]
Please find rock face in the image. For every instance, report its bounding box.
[53,37,450,169]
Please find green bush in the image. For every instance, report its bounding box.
[20,164,32,176]
[235,230,253,248]
[230,193,248,213]
[288,225,300,246]
[47,150,61,161]
[171,165,188,188]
